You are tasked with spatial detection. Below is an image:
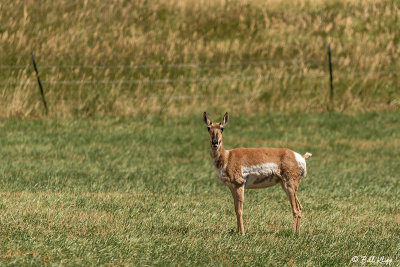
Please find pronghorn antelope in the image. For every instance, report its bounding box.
[203,112,312,235]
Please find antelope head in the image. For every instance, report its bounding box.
[203,112,228,150]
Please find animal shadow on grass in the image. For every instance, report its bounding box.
[276,229,295,238]
[226,229,256,238]
[225,225,295,238]
[227,229,237,235]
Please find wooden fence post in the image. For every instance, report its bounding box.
[328,44,334,111]
[31,52,48,114]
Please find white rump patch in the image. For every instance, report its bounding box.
[242,163,280,189]
[294,152,307,178]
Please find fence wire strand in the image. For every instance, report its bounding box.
[1,71,398,86]
[0,55,398,70]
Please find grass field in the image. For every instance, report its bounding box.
[1,0,400,117]
[1,0,399,265]
[0,112,399,265]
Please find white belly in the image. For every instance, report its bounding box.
[242,163,280,189]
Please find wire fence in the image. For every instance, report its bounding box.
[0,54,398,70]
[2,91,307,106]
[1,52,398,112]
[0,59,319,70]
[1,54,398,87]
[1,71,397,86]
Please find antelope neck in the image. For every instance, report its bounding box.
[210,142,228,168]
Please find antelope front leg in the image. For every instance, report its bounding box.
[230,185,245,235]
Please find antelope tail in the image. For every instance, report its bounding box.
[303,152,312,159]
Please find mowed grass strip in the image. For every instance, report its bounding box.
[0,191,398,266]
[0,112,399,265]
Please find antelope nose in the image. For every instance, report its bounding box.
[212,140,219,146]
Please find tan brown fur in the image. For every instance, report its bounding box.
[203,112,312,235]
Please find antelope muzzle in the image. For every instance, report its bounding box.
[211,138,220,148]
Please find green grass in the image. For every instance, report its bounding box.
[1,1,399,265]
[0,112,399,265]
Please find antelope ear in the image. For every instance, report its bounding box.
[203,112,211,126]
[221,112,229,126]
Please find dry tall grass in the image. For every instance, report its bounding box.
[1,0,399,118]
